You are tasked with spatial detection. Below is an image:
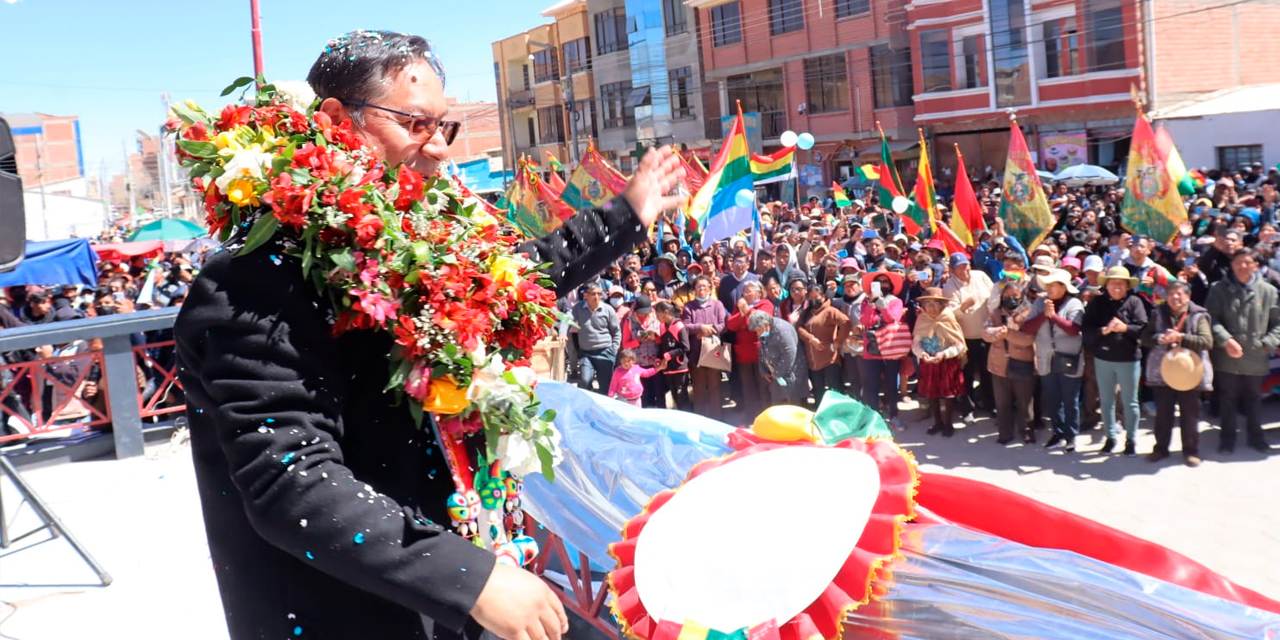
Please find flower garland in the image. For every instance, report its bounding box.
[166,78,563,564]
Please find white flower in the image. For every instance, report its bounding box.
[214,147,274,193]
[498,425,562,478]
[272,80,317,112]
[508,366,537,389]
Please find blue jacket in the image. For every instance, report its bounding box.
[973,235,1028,280]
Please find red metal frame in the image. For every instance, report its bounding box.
[133,341,185,419]
[527,514,617,636]
[0,351,111,443]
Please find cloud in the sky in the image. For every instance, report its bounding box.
[3,0,21,5]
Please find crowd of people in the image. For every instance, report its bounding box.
[0,245,208,435]
[561,161,1280,467]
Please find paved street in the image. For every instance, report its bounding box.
[0,404,1277,640]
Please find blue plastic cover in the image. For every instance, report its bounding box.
[0,239,98,287]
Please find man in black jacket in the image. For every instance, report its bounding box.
[174,31,684,640]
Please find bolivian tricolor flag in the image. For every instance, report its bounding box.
[908,132,938,236]
[855,164,880,182]
[651,618,776,640]
[690,107,754,247]
[750,146,797,184]
[832,182,853,207]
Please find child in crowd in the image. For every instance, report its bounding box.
[912,288,969,436]
[608,349,663,407]
[654,301,690,410]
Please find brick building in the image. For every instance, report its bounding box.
[689,0,919,198]
[493,1,599,176]
[3,113,85,192]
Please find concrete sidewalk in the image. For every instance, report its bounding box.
[0,411,1277,640]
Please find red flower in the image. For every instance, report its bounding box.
[395,168,425,211]
[293,143,338,177]
[318,227,348,246]
[217,104,253,130]
[394,318,426,360]
[164,116,183,132]
[261,172,314,231]
[352,213,384,249]
[338,189,373,218]
[183,122,210,142]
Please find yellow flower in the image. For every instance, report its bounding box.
[215,130,243,151]
[490,255,524,287]
[424,377,470,415]
[224,178,260,207]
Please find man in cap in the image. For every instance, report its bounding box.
[1122,235,1174,308]
[943,252,995,419]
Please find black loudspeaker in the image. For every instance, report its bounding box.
[0,117,25,273]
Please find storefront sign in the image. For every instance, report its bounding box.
[1041,132,1087,173]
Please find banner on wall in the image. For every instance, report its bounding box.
[1040,131,1087,173]
[721,112,763,155]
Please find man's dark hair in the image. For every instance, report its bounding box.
[654,301,676,316]
[26,290,51,304]
[306,31,445,126]
[729,250,749,263]
[583,282,603,294]
[1230,247,1263,264]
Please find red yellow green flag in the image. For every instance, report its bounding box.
[908,132,938,236]
[1122,113,1188,243]
[561,146,628,211]
[951,145,986,246]
[997,119,1054,250]
[855,164,880,181]
[875,126,906,209]
[832,182,853,207]
[504,159,575,238]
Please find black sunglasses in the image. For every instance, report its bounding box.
[340,99,460,145]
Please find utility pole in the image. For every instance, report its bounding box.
[123,140,137,225]
[250,0,265,82]
[159,94,174,218]
[35,133,49,240]
[98,160,111,232]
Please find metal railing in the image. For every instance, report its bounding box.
[0,307,181,458]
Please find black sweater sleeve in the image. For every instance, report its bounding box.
[519,195,646,297]
[177,246,494,630]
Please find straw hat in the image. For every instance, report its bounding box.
[916,287,950,303]
[1161,347,1205,391]
[1036,268,1079,294]
[1097,266,1138,287]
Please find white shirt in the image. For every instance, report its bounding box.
[943,270,996,339]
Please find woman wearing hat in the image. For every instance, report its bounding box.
[1082,267,1149,456]
[912,288,968,436]
[856,270,911,429]
[1021,268,1086,452]
[983,281,1037,445]
[1140,281,1212,466]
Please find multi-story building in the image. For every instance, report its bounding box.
[688,0,918,197]
[586,0,714,172]
[907,0,1280,178]
[493,1,599,176]
[445,98,505,161]
[3,113,85,194]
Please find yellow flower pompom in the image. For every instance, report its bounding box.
[490,255,525,287]
[215,130,243,151]
[225,178,260,207]
[424,377,470,415]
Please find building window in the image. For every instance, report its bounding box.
[595,7,629,55]
[600,81,635,129]
[1085,0,1125,71]
[803,54,849,114]
[525,117,537,148]
[711,2,743,47]
[521,64,531,91]
[769,0,804,35]
[958,34,987,89]
[532,48,560,84]
[989,0,1031,108]
[1217,145,1263,171]
[537,105,565,144]
[871,46,914,108]
[727,68,786,138]
[663,0,688,35]
[563,38,591,74]
[919,29,953,93]
[836,0,870,18]
[669,67,695,119]
[1042,18,1080,78]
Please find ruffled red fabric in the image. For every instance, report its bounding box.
[608,439,918,640]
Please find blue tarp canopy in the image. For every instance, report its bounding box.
[0,239,98,288]
[451,157,513,194]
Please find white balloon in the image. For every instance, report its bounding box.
[797,133,815,150]
[780,131,799,148]
[892,196,911,214]
[735,188,756,208]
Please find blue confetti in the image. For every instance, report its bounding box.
[282,452,296,465]
[293,626,303,636]
[266,418,276,423]
[460,567,467,572]
[353,533,366,544]
[305,551,314,560]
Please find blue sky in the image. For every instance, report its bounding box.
[0,0,543,176]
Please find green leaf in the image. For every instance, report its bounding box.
[330,247,356,273]
[536,443,555,482]
[384,359,412,393]
[541,409,556,422]
[237,214,279,257]
[176,140,219,159]
[169,102,207,126]
[301,233,315,276]
[220,76,255,97]
[408,402,424,428]
[271,154,291,176]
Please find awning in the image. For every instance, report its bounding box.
[0,239,98,288]
[626,86,652,109]
[852,141,920,164]
[92,240,165,263]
